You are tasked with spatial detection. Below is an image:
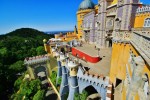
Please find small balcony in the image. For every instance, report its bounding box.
[83,27,90,31]
[106,26,114,31]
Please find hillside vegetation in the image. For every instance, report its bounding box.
[0,28,54,99]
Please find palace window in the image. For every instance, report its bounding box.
[86,22,89,27]
[144,18,150,27]
[95,22,98,27]
[90,22,92,28]
[107,19,113,27]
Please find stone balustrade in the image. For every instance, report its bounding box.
[131,32,150,65]
[112,28,150,65]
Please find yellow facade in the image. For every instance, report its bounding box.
[77,9,94,39]
[111,0,118,5]
[107,0,118,7]
[55,31,78,42]
[95,5,98,14]
[110,42,150,100]
[70,67,78,76]
[134,13,150,28]
[110,43,130,83]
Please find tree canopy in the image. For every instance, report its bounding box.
[12,79,42,100]
[74,90,88,100]
[0,28,54,99]
[33,90,45,100]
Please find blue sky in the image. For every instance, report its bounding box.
[0,0,149,34]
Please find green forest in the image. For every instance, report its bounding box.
[0,28,54,99]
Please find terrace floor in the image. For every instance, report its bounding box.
[75,43,99,57]
[70,43,112,76]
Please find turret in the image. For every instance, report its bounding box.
[67,60,79,100]
[74,25,78,34]
[59,53,69,100]
[43,39,48,52]
[77,0,95,39]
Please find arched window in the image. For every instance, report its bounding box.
[144,18,150,27]
[90,22,92,28]
[95,22,98,27]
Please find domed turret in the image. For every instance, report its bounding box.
[67,60,78,76]
[43,39,47,44]
[67,60,79,100]
[59,53,69,100]
[78,0,95,11]
[76,0,95,39]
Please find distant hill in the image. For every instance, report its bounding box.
[0,28,54,39]
[0,28,54,99]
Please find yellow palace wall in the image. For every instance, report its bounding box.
[107,0,118,7]
[77,9,94,38]
[134,13,150,28]
[110,42,150,100]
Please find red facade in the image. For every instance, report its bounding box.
[72,48,100,63]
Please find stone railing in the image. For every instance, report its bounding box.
[132,28,150,38]
[131,32,150,65]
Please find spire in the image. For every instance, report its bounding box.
[74,25,78,34]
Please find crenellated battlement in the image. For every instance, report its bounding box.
[136,5,150,14]
[77,66,110,87]
[24,55,49,65]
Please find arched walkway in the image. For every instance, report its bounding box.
[84,85,98,96]
[34,66,47,78]
[78,79,107,100]
[83,85,101,100]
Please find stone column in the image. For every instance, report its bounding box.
[126,56,145,100]
[138,75,148,100]
[67,61,79,100]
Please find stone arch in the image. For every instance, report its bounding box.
[34,66,47,77]
[82,85,98,95]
